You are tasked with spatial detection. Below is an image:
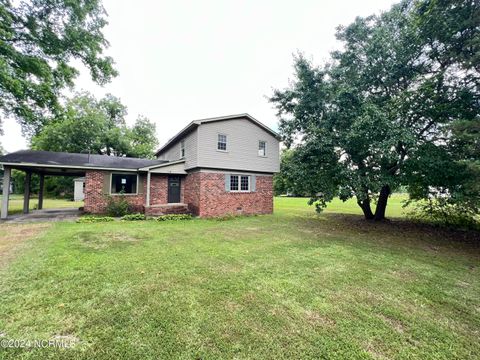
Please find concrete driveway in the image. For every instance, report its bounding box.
[0,208,83,223]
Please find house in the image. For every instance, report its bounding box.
[0,114,280,218]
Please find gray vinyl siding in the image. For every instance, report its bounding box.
[157,129,198,169]
[197,118,280,173]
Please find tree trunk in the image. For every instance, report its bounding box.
[357,198,374,220]
[374,185,390,221]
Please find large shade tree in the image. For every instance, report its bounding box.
[0,0,117,135]
[270,0,479,220]
[31,92,159,158]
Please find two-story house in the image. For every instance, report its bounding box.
[0,114,280,218]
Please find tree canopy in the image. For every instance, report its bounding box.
[0,0,117,135]
[31,93,159,158]
[270,0,479,221]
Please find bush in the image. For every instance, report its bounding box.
[408,200,480,230]
[77,216,115,223]
[105,194,131,217]
[121,213,146,221]
[153,214,192,221]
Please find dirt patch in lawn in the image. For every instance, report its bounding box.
[0,223,51,269]
[75,230,144,250]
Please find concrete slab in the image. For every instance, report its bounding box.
[0,208,83,223]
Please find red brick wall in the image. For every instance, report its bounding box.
[84,170,273,217]
[84,170,147,214]
[183,172,273,217]
[149,174,168,205]
[184,172,201,215]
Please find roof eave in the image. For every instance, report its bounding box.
[138,159,186,171]
[0,161,141,172]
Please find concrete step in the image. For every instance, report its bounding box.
[144,203,190,216]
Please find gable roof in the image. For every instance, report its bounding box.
[0,150,167,171]
[155,113,280,156]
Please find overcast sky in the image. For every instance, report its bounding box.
[1,0,397,153]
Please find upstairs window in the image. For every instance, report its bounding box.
[258,141,266,157]
[111,173,138,194]
[217,134,227,151]
[180,140,185,158]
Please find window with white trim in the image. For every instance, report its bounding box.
[217,134,227,151]
[180,140,185,158]
[258,140,266,157]
[229,175,250,192]
[111,173,138,194]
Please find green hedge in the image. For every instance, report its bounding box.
[76,216,115,223]
[121,213,146,221]
[153,214,193,221]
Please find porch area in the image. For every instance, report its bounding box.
[144,203,189,216]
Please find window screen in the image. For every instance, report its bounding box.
[111,174,138,194]
[258,141,266,156]
[180,140,185,158]
[218,134,227,151]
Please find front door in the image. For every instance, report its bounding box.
[168,176,181,203]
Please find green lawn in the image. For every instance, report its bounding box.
[0,194,83,215]
[0,198,478,359]
[278,193,409,218]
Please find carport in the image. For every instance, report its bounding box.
[0,152,87,219]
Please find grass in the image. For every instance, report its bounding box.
[0,194,83,215]
[0,197,479,359]
[277,193,409,218]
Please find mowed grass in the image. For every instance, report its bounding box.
[0,195,83,215]
[277,193,409,218]
[0,198,479,359]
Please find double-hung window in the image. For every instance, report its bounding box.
[258,140,266,157]
[228,175,252,192]
[180,140,185,158]
[217,134,227,151]
[111,173,138,194]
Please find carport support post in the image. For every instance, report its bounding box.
[23,171,31,214]
[146,171,151,207]
[1,166,11,219]
[38,173,44,210]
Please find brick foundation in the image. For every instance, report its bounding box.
[84,170,273,217]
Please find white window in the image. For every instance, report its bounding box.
[180,140,185,158]
[258,140,266,157]
[230,175,239,191]
[218,134,227,151]
[240,175,249,191]
[229,175,250,192]
[111,173,138,194]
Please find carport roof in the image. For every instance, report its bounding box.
[0,150,167,171]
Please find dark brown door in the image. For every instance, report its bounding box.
[168,176,181,203]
